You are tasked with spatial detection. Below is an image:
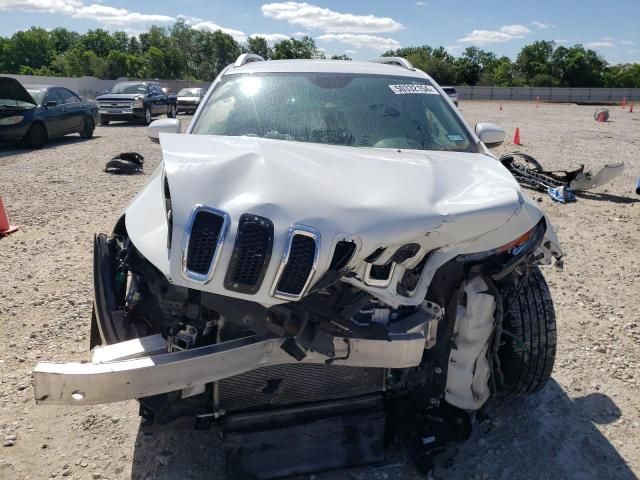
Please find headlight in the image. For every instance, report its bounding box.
[456,219,546,263]
[0,116,24,126]
[132,98,144,108]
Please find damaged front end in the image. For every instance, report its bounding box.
[33,135,562,477]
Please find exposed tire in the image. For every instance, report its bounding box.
[167,103,177,118]
[144,107,152,125]
[80,116,95,139]
[22,122,47,149]
[100,119,110,126]
[496,267,557,397]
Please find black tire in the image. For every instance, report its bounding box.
[100,119,110,126]
[167,103,177,118]
[144,107,152,125]
[89,306,102,350]
[80,116,95,139]
[22,122,47,149]
[497,267,557,397]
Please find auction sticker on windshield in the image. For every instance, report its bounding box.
[388,84,439,95]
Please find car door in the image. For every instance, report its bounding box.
[57,88,85,132]
[151,84,164,115]
[41,88,65,138]
[146,84,157,115]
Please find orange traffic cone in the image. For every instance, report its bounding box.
[513,127,522,145]
[630,102,634,113]
[0,197,18,237]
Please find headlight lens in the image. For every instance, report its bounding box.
[132,97,143,108]
[456,219,545,263]
[0,116,24,125]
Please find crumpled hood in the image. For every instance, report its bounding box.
[0,76,37,105]
[126,134,537,306]
[159,134,523,242]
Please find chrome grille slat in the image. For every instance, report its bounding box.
[181,205,230,284]
[224,214,274,294]
[271,225,320,300]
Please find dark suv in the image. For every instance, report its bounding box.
[96,81,177,125]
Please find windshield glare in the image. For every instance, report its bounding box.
[110,83,147,94]
[192,73,475,153]
[26,89,45,105]
[178,88,200,97]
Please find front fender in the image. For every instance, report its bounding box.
[124,166,171,277]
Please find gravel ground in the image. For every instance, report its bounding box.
[0,102,639,480]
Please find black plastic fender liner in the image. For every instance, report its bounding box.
[93,233,127,345]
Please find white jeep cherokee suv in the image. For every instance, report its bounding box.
[34,54,562,478]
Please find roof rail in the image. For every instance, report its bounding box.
[368,57,415,71]
[234,53,265,67]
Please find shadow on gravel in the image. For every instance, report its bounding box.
[0,136,96,159]
[129,379,634,480]
[575,191,640,204]
[99,122,148,128]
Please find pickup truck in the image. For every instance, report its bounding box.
[96,81,177,125]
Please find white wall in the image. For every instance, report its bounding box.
[455,86,640,103]
[1,74,211,98]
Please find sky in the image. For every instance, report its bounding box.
[0,0,638,63]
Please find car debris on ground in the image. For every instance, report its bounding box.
[104,152,144,174]
[500,151,625,202]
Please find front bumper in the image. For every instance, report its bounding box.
[177,102,199,112]
[98,108,146,120]
[33,325,430,405]
[0,122,31,143]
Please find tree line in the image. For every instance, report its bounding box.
[1,20,638,87]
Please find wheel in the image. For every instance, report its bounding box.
[100,119,110,126]
[167,104,177,118]
[496,267,557,397]
[80,116,95,139]
[144,107,152,125]
[89,306,102,350]
[22,123,47,149]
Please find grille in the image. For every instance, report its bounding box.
[217,364,385,412]
[275,233,317,297]
[185,209,225,276]
[329,240,357,271]
[224,214,273,294]
[98,101,132,108]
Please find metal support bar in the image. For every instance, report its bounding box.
[33,331,427,406]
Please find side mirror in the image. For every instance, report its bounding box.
[475,123,505,149]
[45,100,58,108]
[148,118,181,143]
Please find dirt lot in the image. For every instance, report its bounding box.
[1,102,639,480]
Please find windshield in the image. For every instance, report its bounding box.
[192,73,476,152]
[26,88,45,104]
[178,88,201,97]
[110,83,147,94]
